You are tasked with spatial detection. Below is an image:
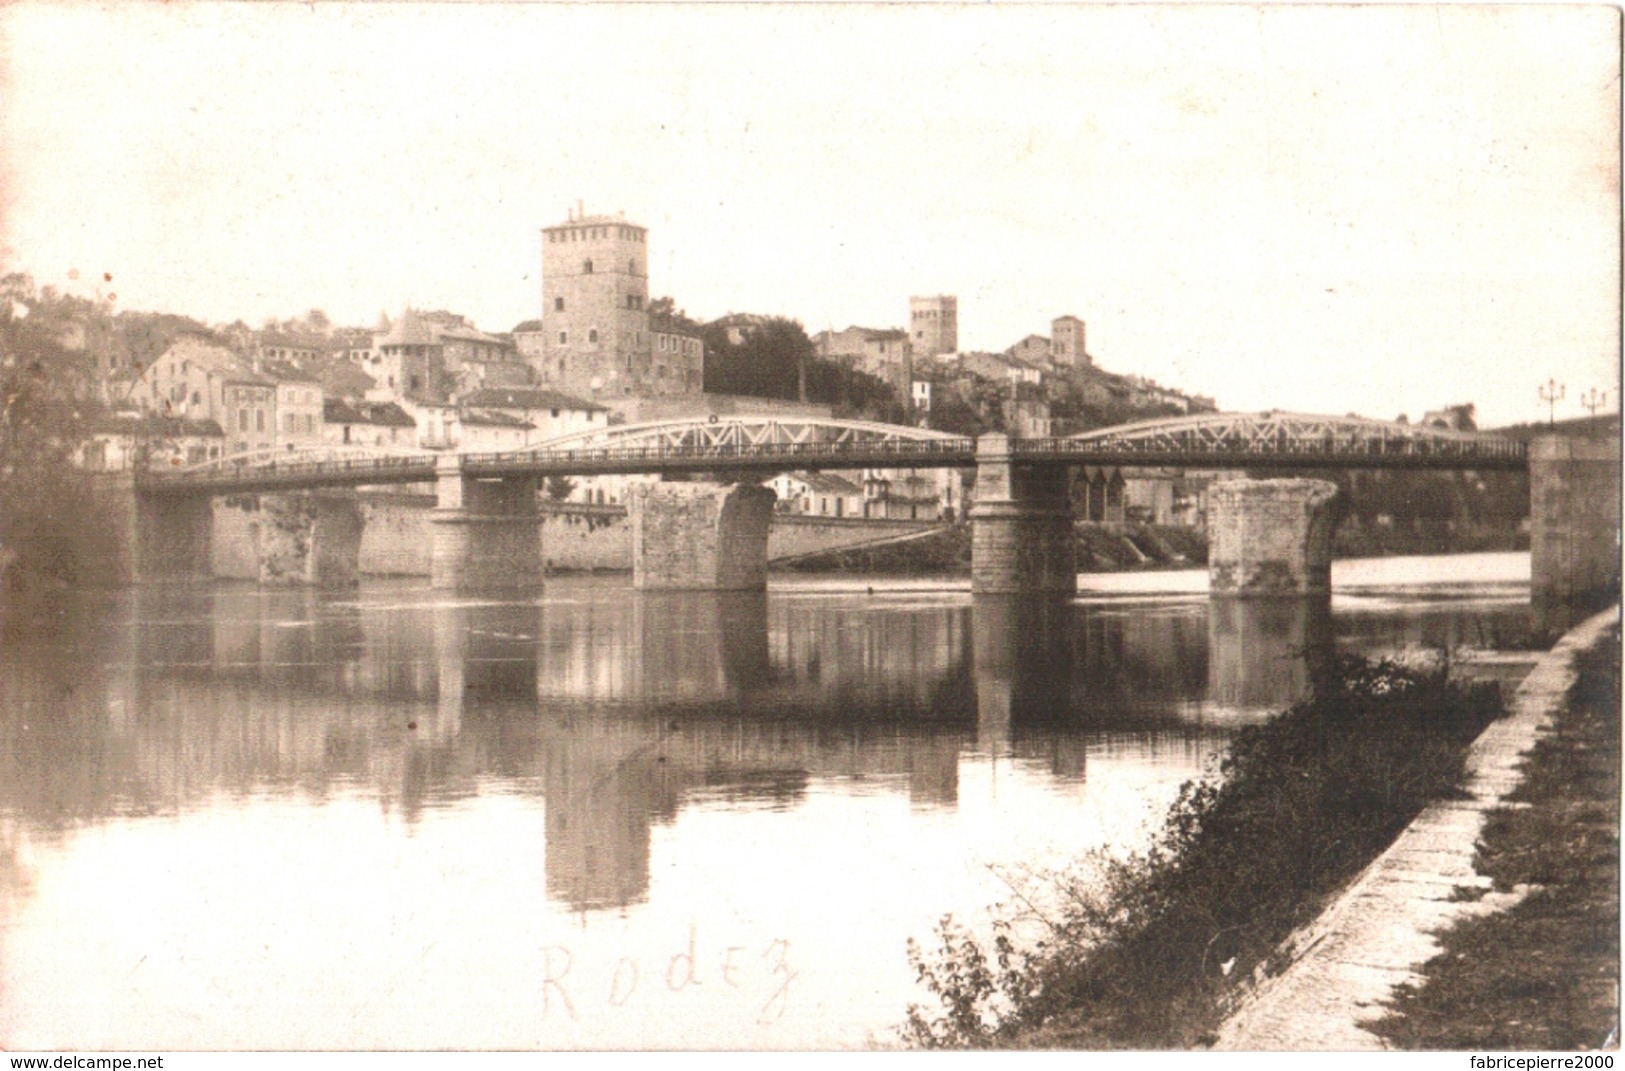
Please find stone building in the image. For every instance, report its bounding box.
[1005,334,1051,365]
[129,336,283,456]
[371,308,520,403]
[1050,315,1088,368]
[322,399,416,448]
[262,360,324,451]
[648,311,706,393]
[538,206,661,401]
[456,386,608,441]
[909,295,958,358]
[812,325,912,381]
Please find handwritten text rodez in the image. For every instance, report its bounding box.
[540,925,797,1026]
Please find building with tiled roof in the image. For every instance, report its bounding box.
[321,398,415,450]
[81,411,225,472]
[457,386,608,442]
[129,337,280,454]
[767,471,865,518]
[372,308,521,404]
[458,408,536,451]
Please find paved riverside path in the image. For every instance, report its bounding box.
[1212,606,1620,1050]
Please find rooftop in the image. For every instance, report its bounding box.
[459,408,535,429]
[324,399,415,428]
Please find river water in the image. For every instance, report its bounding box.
[0,552,1533,1050]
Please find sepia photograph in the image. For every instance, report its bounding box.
[0,1,1618,1056]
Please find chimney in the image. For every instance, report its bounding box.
[577,198,585,219]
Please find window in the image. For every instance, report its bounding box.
[285,414,295,434]
[256,410,265,433]
[588,329,598,343]
[191,391,200,406]
[558,331,568,345]
[551,408,560,418]
[583,259,593,274]
[554,297,565,311]
[628,259,637,275]
[238,410,248,432]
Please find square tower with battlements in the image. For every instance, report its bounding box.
[909,295,958,359]
[1050,315,1088,368]
[540,204,655,399]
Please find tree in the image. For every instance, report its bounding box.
[703,317,815,401]
[0,273,119,629]
[545,475,577,501]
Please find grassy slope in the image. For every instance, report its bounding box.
[1371,627,1620,1050]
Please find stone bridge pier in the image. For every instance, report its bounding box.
[131,490,215,584]
[1531,435,1621,632]
[970,434,1076,595]
[430,457,544,591]
[630,481,777,590]
[1207,478,1342,597]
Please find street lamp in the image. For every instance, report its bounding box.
[1581,386,1607,418]
[1539,378,1565,428]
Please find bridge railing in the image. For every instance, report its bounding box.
[1011,432,1528,463]
[461,436,978,469]
[137,453,439,486]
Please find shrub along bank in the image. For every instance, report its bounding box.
[902,655,1505,1049]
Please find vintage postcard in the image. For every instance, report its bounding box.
[0,1,1617,1059]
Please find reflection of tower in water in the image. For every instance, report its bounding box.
[1206,598,1333,718]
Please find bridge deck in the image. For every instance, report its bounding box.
[136,437,1527,496]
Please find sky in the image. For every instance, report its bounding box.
[0,2,1618,428]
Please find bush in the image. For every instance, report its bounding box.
[903,654,1503,1049]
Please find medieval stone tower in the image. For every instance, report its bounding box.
[541,204,652,398]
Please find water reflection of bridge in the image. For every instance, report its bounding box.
[0,584,1404,912]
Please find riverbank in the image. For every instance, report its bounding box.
[1369,620,1619,1049]
[1212,606,1618,1049]
[902,649,1508,1049]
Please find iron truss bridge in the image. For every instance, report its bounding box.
[1025,412,1529,471]
[134,445,441,495]
[460,417,974,477]
[136,412,1527,495]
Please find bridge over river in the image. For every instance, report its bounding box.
[109,411,1613,614]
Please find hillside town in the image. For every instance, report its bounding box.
[8,203,1403,528]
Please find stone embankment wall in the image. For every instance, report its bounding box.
[766,515,935,561]
[217,494,941,580]
[541,504,632,572]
